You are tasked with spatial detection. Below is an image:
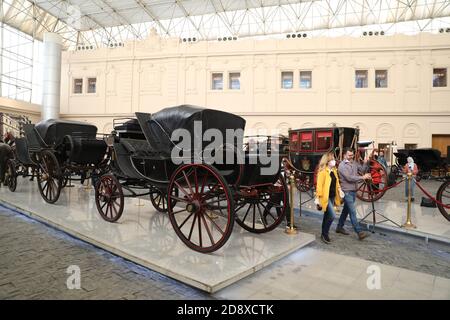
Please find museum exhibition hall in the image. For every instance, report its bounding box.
[0,0,449,302]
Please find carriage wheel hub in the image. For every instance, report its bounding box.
[186,200,201,213]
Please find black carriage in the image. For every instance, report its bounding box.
[392,148,448,179]
[95,105,288,253]
[285,127,388,202]
[4,137,38,192]
[17,119,110,203]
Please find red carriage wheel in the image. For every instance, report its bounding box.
[5,159,17,192]
[235,173,288,233]
[95,174,124,222]
[436,180,450,222]
[150,187,177,213]
[167,164,235,253]
[37,150,62,204]
[356,159,388,202]
[295,173,313,192]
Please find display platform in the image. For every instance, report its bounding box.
[0,181,315,293]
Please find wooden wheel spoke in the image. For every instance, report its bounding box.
[179,212,195,229]
[260,201,277,221]
[183,171,195,196]
[174,181,193,200]
[170,195,190,203]
[198,212,203,247]
[193,168,199,193]
[203,210,225,236]
[172,208,188,215]
[200,213,215,246]
[256,203,268,228]
[187,213,197,241]
[252,204,256,230]
[240,204,252,224]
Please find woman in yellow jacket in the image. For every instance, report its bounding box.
[315,152,343,244]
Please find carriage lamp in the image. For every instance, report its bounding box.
[285,175,298,235]
[402,173,416,229]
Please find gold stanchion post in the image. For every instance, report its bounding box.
[285,174,298,235]
[402,172,416,229]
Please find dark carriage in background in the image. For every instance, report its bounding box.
[15,119,110,203]
[96,105,288,253]
[4,137,38,192]
[285,126,389,202]
[392,148,448,179]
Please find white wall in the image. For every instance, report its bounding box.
[60,32,450,148]
[0,97,41,123]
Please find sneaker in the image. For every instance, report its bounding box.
[336,227,350,235]
[358,231,369,240]
[321,234,331,244]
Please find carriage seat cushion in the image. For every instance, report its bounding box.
[121,139,154,157]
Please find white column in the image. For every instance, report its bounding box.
[42,33,62,120]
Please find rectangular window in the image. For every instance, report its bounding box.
[375,70,388,88]
[290,132,299,150]
[316,131,332,151]
[355,70,368,88]
[300,71,312,89]
[300,131,313,151]
[211,73,223,90]
[433,68,447,87]
[229,72,240,90]
[281,71,293,89]
[73,78,83,94]
[87,78,97,93]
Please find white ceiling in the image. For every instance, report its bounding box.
[2,0,450,49]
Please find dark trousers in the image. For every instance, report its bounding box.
[322,199,336,237]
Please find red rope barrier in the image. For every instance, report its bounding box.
[415,180,450,209]
[357,178,406,194]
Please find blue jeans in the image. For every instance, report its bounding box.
[338,191,363,234]
[322,199,336,237]
[405,177,416,199]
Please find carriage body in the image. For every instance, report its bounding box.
[286,127,359,191]
[15,120,110,203]
[97,105,288,253]
[394,148,448,178]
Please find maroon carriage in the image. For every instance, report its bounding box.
[284,126,388,202]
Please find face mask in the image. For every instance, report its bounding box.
[329,160,336,167]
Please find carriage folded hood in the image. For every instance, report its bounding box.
[35,119,98,146]
[137,105,246,156]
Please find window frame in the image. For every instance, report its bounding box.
[375,69,388,88]
[281,71,294,89]
[72,78,83,94]
[299,70,312,89]
[315,130,333,152]
[228,72,241,90]
[299,131,314,152]
[355,69,369,89]
[211,72,224,90]
[87,77,97,94]
[432,68,447,88]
